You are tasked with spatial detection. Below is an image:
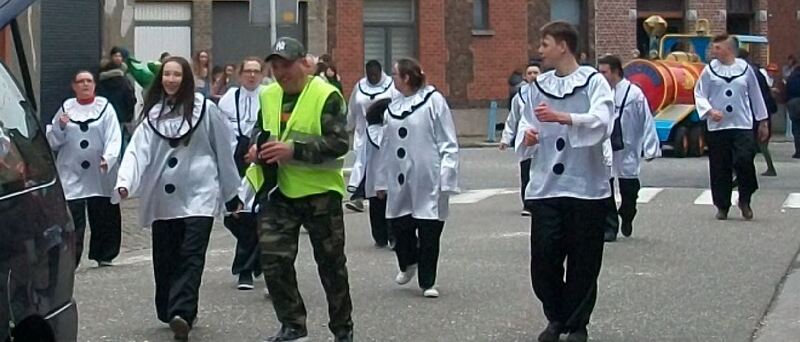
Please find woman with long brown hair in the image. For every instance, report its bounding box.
[114,56,241,340]
[192,50,212,97]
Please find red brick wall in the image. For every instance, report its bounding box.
[769,0,800,72]
[329,0,363,98]
[418,0,448,95]
[467,0,529,102]
[686,0,727,34]
[593,0,637,63]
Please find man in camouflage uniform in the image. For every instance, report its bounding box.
[248,37,353,342]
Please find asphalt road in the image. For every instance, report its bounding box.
[74,143,800,341]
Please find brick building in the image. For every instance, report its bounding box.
[133,0,327,66]
[327,0,800,107]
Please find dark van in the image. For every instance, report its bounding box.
[0,0,79,341]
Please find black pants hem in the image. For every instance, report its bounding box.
[67,196,122,267]
[389,215,445,289]
[530,197,605,330]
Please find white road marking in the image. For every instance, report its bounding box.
[782,193,800,209]
[614,187,664,204]
[694,190,738,206]
[450,188,519,204]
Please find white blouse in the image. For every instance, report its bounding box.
[694,58,768,131]
[369,85,460,220]
[611,79,661,179]
[502,84,536,161]
[114,93,241,228]
[46,97,122,200]
[218,86,263,212]
[516,66,615,200]
[347,75,398,197]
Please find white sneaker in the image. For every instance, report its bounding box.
[423,287,439,298]
[395,264,417,285]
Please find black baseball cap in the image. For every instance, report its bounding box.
[265,37,306,62]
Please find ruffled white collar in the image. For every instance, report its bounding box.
[239,85,262,98]
[146,93,206,139]
[388,85,437,119]
[62,97,110,123]
[708,58,749,82]
[534,66,598,99]
[358,74,393,98]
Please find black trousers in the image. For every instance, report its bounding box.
[67,196,121,267]
[368,196,392,246]
[151,217,214,325]
[604,179,620,236]
[223,213,261,276]
[530,197,606,332]
[352,174,393,246]
[617,178,641,225]
[520,159,534,210]
[389,215,445,289]
[706,129,759,208]
[791,116,800,155]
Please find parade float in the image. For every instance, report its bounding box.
[622,16,769,157]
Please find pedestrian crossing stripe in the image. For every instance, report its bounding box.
[450,188,518,204]
[693,190,739,206]
[349,188,800,209]
[614,187,664,204]
[782,193,800,209]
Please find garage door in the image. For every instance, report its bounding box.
[134,2,192,61]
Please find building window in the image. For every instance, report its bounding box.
[473,0,489,30]
[363,0,416,72]
[550,0,588,54]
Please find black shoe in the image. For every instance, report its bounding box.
[739,203,754,221]
[345,200,364,212]
[732,178,739,188]
[604,231,617,242]
[793,153,800,159]
[335,330,354,342]
[566,326,588,342]
[169,316,190,341]
[715,208,729,220]
[761,169,777,177]
[238,272,254,290]
[265,325,309,342]
[621,221,633,237]
[537,321,563,342]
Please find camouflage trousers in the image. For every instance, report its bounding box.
[257,190,354,336]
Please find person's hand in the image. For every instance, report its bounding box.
[245,144,258,163]
[534,102,567,124]
[524,128,540,146]
[258,141,293,164]
[758,121,770,143]
[99,157,108,173]
[709,109,724,122]
[499,142,508,151]
[117,187,129,200]
[58,113,69,129]
[376,190,386,200]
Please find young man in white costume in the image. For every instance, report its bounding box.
[501,61,542,216]
[217,57,265,290]
[345,60,398,248]
[597,55,661,241]
[516,22,614,342]
[694,33,769,220]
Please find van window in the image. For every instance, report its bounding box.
[0,62,57,199]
